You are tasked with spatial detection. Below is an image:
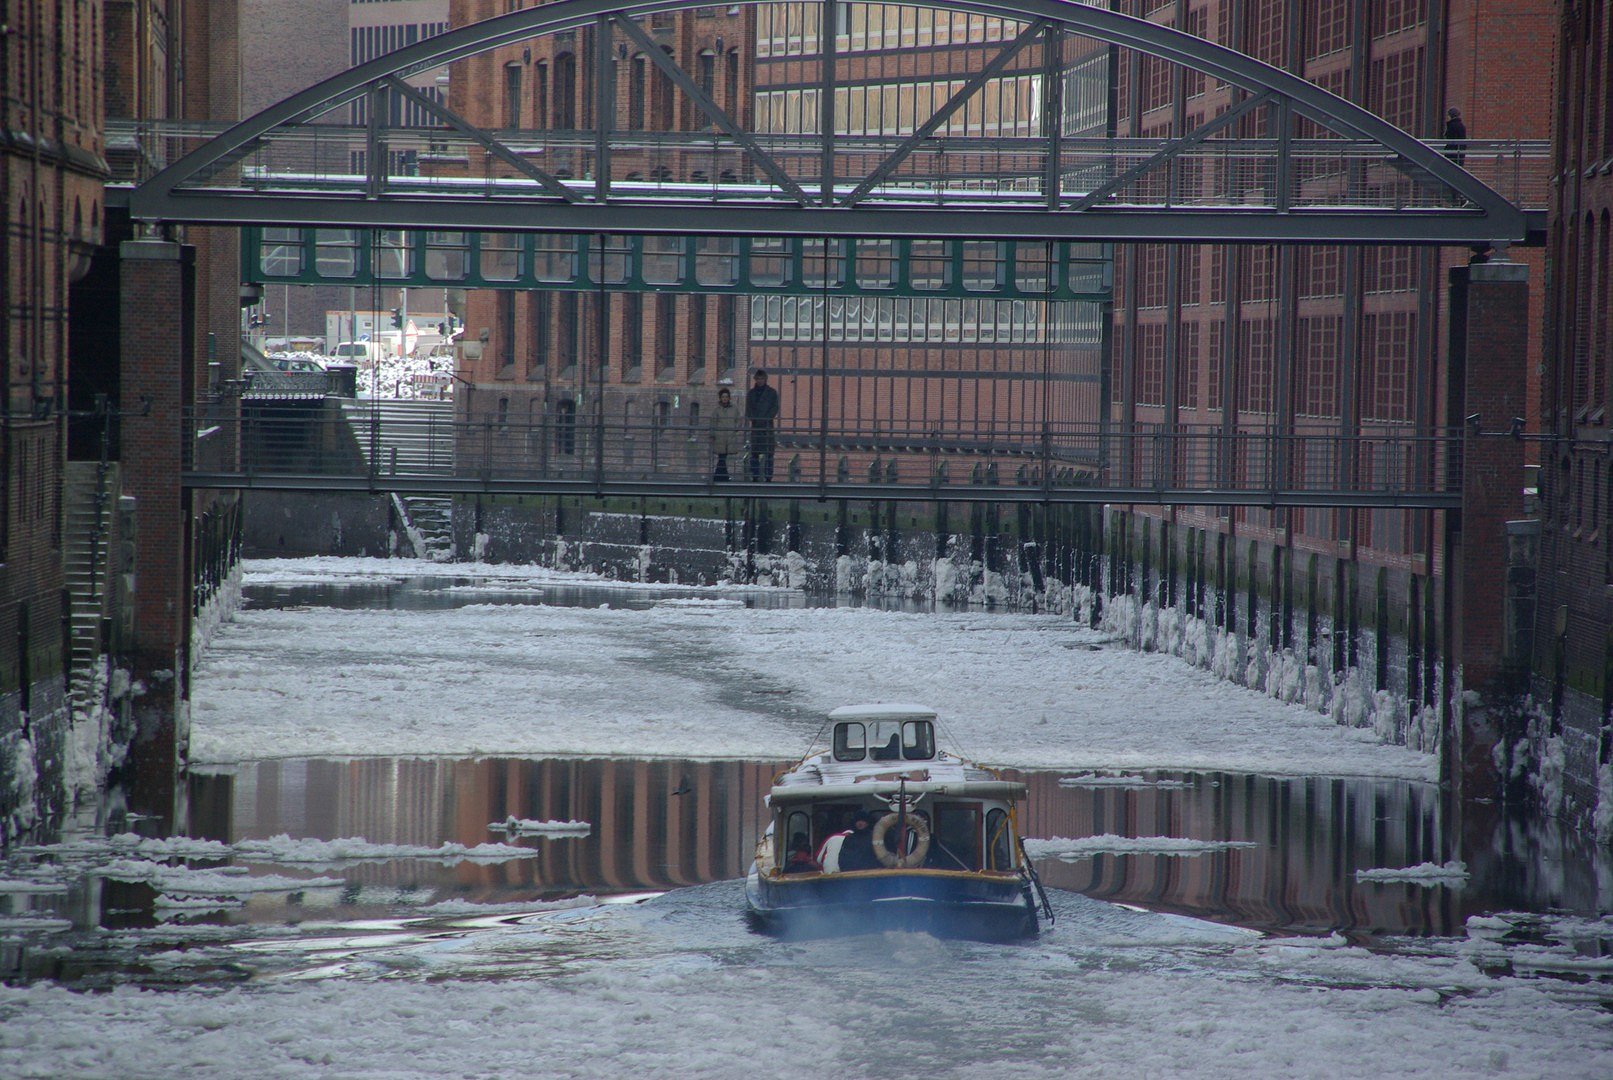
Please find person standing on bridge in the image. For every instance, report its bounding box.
[1442,107,1467,166]
[709,383,742,482]
[745,368,781,482]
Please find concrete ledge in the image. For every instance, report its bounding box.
[119,239,183,261]
[1469,261,1528,283]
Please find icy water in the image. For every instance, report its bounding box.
[3,574,1611,1057]
[4,754,1610,998]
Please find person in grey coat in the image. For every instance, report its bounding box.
[708,385,742,482]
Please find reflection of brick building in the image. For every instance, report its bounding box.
[1105,2,1553,747]
[1533,2,1612,831]
[450,0,755,443]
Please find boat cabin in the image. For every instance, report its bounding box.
[831,714,935,763]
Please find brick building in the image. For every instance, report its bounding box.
[448,2,1109,480]
[1534,0,1613,833]
[243,0,451,342]
[449,0,755,450]
[1104,1,1555,752]
[3,0,256,840]
[749,6,1109,474]
[2,0,106,839]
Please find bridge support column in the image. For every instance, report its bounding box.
[119,238,195,828]
[1445,260,1530,806]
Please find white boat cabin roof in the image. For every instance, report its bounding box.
[774,704,1008,795]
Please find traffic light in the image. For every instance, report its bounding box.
[390,307,403,329]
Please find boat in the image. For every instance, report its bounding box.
[745,704,1053,940]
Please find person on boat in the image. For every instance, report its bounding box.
[836,809,881,872]
[782,832,821,874]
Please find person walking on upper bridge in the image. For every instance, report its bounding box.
[745,368,781,482]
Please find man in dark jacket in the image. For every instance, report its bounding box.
[837,809,880,871]
[745,368,781,481]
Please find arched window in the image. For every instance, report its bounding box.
[653,47,676,129]
[555,398,577,455]
[554,52,576,128]
[629,55,647,130]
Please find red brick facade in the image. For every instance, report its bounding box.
[2,0,107,835]
[449,0,755,434]
[1534,0,1613,829]
[1110,0,1552,575]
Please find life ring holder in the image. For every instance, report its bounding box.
[872,811,931,868]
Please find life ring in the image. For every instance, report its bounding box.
[872,812,931,868]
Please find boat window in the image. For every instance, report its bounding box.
[833,722,866,761]
[869,722,903,761]
[785,810,811,858]
[902,721,935,760]
[930,803,981,870]
[985,808,1013,872]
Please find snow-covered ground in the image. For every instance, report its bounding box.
[188,557,1436,780]
[3,558,1608,1077]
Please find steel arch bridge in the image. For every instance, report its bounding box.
[119,0,1541,509]
[119,0,1538,247]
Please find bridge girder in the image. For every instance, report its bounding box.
[123,0,1533,246]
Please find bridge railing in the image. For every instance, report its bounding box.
[103,120,1551,214]
[185,404,1460,502]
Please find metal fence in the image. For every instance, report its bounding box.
[185,402,1460,506]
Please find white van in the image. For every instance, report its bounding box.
[331,341,389,364]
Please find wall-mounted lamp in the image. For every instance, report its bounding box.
[1465,413,1482,435]
[715,36,724,52]
[523,47,531,64]
[1510,417,1526,440]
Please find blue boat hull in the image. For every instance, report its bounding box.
[746,868,1038,941]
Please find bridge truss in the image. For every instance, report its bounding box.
[119,0,1540,245]
[112,1,1538,508]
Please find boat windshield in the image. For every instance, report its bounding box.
[832,719,935,762]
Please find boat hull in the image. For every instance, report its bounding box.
[745,867,1037,941]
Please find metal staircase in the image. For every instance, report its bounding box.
[341,399,455,476]
[63,462,117,710]
[394,494,455,560]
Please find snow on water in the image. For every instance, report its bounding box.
[1355,860,1471,886]
[1057,773,1193,789]
[1025,834,1259,859]
[487,816,592,836]
[188,558,1435,780]
[1,886,1610,1078]
[23,832,545,866]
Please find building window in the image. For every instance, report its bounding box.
[629,56,648,129]
[1298,316,1341,417]
[656,295,677,378]
[533,62,549,130]
[623,293,643,379]
[558,292,579,375]
[497,293,516,369]
[1137,322,1165,406]
[555,53,577,127]
[689,297,707,380]
[528,292,550,378]
[504,63,522,127]
[1176,322,1201,410]
[697,50,716,102]
[717,296,737,379]
[654,47,676,129]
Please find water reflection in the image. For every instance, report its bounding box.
[177,758,1608,938]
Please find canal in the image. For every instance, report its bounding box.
[1,564,1609,1076]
